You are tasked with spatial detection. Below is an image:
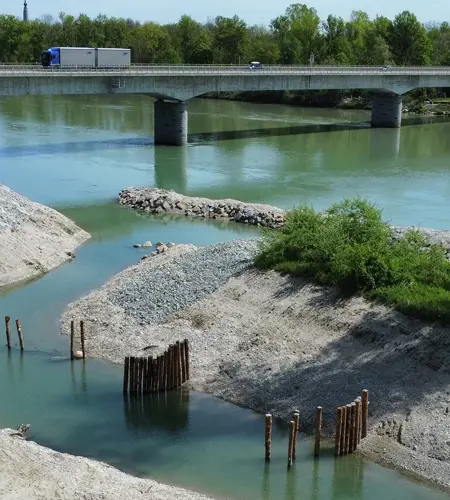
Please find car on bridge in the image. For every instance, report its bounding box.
[247,61,263,69]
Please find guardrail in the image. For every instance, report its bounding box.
[1,64,450,76]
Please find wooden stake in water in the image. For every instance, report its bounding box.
[265,414,272,461]
[288,420,295,467]
[79,320,86,359]
[292,411,300,460]
[335,407,343,456]
[5,316,11,349]
[349,403,356,454]
[345,404,352,453]
[15,319,24,351]
[314,406,323,458]
[340,405,347,456]
[184,338,190,381]
[123,357,130,393]
[361,390,369,438]
[70,320,74,360]
[354,399,362,449]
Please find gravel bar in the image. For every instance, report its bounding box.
[0,184,90,288]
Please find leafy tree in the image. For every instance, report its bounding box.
[213,15,248,64]
[390,11,432,65]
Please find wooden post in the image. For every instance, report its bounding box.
[175,341,181,388]
[349,403,356,454]
[172,343,178,388]
[5,316,11,349]
[79,320,86,359]
[361,390,369,438]
[163,351,168,390]
[335,407,343,456]
[159,355,164,391]
[143,357,149,394]
[123,357,130,394]
[136,357,141,394]
[129,357,135,393]
[184,338,190,381]
[314,406,322,458]
[265,414,272,461]
[151,356,157,392]
[14,320,24,350]
[292,411,300,460]
[288,420,295,467]
[70,320,74,360]
[340,405,347,456]
[167,346,172,390]
[180,341,186,383]
[345,404,352,454]
[354,399,361,449]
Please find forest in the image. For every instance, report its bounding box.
[0,4,449,67]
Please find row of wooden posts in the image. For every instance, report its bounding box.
[123,339,190,394]
[335,389,369,456]
[4,316,24,350]
[264,390,369,466]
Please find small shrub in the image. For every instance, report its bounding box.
[255,197,450,322]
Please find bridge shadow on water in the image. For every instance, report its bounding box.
[0,115,447,159]
[0,121,371,158]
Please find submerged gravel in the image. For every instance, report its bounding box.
[110,239,259,325]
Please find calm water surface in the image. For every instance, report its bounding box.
[0,95,449,499]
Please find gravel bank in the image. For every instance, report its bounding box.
[61,239,450,491]
[0,185,90,288]
[0,429,214,500]
[119,187,286,228]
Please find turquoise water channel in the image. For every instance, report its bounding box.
[1,94,450,499]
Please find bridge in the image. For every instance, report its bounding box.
[1,64,449,145]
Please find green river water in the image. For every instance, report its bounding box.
[0,94,449,499]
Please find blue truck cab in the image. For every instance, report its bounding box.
[40,48,60,67]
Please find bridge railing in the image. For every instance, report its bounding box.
[0,63,450,75]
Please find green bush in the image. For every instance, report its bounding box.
[254,197,450,322]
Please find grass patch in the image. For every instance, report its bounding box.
[254,197,450,323]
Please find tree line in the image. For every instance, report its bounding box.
[0,4,449,66]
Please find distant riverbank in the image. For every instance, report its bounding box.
[201,91,450,115]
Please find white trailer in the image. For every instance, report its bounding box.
[58,47,96,67]
[96,48,131,67]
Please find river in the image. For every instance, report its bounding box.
[0,94,449,499]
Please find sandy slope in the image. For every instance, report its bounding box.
[0,429,214,500]
[0,184,90,289]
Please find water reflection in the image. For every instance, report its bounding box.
[370,128,401,158]
[154,146,187,192]
[123,389,190,433]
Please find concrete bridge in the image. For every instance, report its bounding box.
[1,64,449,145]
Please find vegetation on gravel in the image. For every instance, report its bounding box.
[255,197,450,322]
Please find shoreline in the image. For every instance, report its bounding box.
[0,428,214,500]
[60,228,450,493]
[0,184,90,289]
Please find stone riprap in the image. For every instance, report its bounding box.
[118,187,286,228]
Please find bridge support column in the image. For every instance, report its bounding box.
[154,99,188,146]
[371,94,403,128]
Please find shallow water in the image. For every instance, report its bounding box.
[0,95,449,499]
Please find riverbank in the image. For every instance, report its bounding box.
[61,235,450,492]
[0,428,213,500]
[201,91,450,116]
[0,184,90,289]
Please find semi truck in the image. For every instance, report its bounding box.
[40,47,131,68]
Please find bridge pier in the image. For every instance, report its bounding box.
[371,94,403,128]
[154,99,188,146]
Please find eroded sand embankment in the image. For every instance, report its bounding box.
[0,184,90,288]
[0,429,214,500]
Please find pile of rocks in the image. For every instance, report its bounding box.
[119,187,286,229]
[140,241,176,261]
